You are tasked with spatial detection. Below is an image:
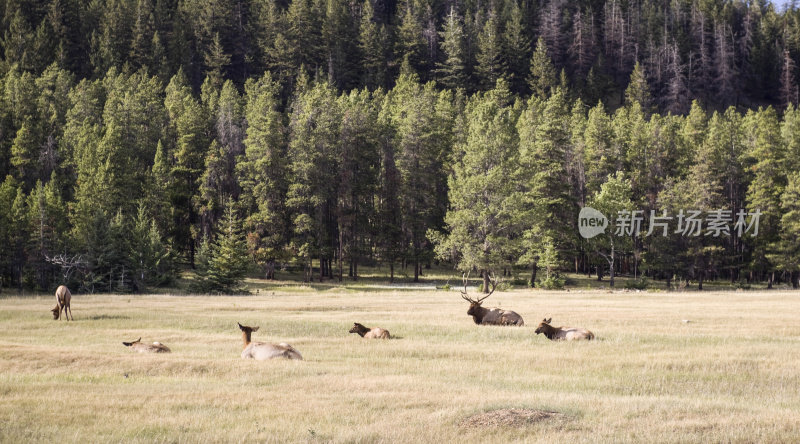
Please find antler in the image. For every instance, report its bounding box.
[460,271,475,303]
[461,270,499,304]
[474,270,498,303]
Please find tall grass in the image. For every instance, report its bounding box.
[1,288,799,443]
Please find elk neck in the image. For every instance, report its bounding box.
[351,323,370,337]
[540,324,557,339]
[241,330,252,349]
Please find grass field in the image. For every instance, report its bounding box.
[1,284,799,443]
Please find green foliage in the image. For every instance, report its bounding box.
[537,274,566,290]
[432,80,519,283]
[192,203,250,294]
[527,38,556,99]
[3,1,800,291]
[624,277,650,290]
[435,7,469,91]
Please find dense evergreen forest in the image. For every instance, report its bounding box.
[1,0,799,293]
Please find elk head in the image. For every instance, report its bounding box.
[460,271,497,316]
[534,318,552,335]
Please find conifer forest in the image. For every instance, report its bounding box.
[1,0,800,293]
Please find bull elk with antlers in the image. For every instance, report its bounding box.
[460,273,524,326]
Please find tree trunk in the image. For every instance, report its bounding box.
[390,262,394,283]
[768,271,774,289]
[609,242,615,287]
[609,263,615,287]
[698,272,704,290]
[482,270,490,294]
[530,263,538,288]
[338,229,344,282]
[413,260,419,282]
[352,258,358,281]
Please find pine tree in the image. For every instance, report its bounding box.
[744,107,786,288]
[287,80,341,282]
[239,72,289,280]
[587,173,634,287]
[517,87,575,284]
[500,0,531,95]
[396,1,426,76]
[129,204,176,290]
[381,72,451,281]
[322,0,359,89]
[527,37,557,99]
[0,177,21,290]
[568,7,595,77]
[772,171,800,288]
[432,80,520,292]
[164,69,210,265]
[25,178,69,290]
[192,201,250,293]
[475,9,504,91]
[359,0,388,90]
[624,62,653,112]
[779,47,798,108]
[336,89,381,280]
[435,6,469,91]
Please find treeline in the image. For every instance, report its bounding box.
[2,0,800,110]
[2,0,800,292]
[1,64,799,292]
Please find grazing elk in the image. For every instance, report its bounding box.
[238,323,303,360]
[349,322,390,339]
[122,338,171,353]
[534,318,594,341]
[460,274,524,326]
[51,285,73,321]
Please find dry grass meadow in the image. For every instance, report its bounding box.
[1,284,799,443]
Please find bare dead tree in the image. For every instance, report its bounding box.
[45,253,87,283]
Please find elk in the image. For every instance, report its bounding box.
[534,318,594,341]
[51,285,73,321]
[238,323,303,360]
[122,338,171,353]
[460,273,524,326]
[349,322,390,339]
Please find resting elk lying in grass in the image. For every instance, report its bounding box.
[349,322,390,339]
[51,285,73,321]
[534,318,595,341]
[122,338,171,353]
[461,274,524,326]
[238,323,303,360]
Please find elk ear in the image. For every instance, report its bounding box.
[545,318,552,324]
[238,322,245,330]
[122,341,131,346]
[252,326,259,332]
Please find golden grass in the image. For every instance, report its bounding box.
[1,287,799,443]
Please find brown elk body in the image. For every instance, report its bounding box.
[51,285,73,321]
[122,338,171,353]
[238,323,303,360]
[349,322,390,339]
[534,318,594,341]
[460,274,524,326]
